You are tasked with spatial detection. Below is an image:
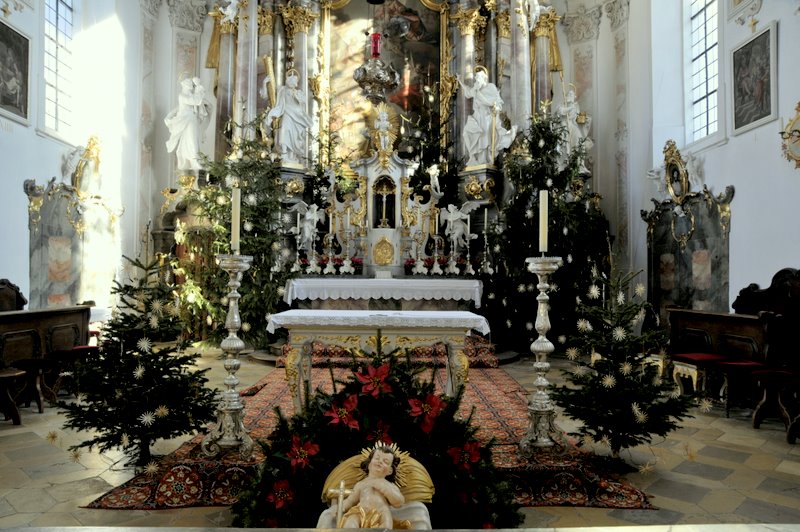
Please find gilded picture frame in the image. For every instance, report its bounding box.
[731,20,777,136]
[0,18,30,125]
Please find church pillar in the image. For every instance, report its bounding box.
[453,5,487,163]
[139,0,161,250]
[256,3,275,128]
[561,4,602,177]
[605,0,631,268]
[531,7,561,113]
[233,0,260,140]
[508,0,531,128]
[206,9,236,161]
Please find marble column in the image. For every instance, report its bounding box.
[453,5,488,163]
[256,3,275,121]
[233,0,259,140]
[509,0,531,128]
[531,7,561,114]
[605,0,631,268]
[140,0,159,251]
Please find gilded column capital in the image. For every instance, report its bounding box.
[562,4,602,44]
[484,0,497,13]
[280,3,319,39]
[453,6,487,37]
[532,9,560,39]
[495,9,511,39]
[166,0,207,32]
[604,0,629,31]
[258,5,274,35]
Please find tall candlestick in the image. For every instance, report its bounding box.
[231,186,241,254]
[539,189,548,253]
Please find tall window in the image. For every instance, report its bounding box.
[43,0,75,135]
[687,0,719,142]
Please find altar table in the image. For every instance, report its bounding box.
[283,278,483,309]
[267,309,490,410]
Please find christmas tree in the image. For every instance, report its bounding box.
[550,258,693,458]
[482,111,610,352]
[59,257,218,466]
[174,120,293,349]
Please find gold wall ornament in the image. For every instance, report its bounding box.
[454,6,487,36]
[496,9,511,38]
[464,176,483,199]
[178,174,196,189]
[670,206,696,251]
[280,3,318,40]
[373,237,394,266]
[257,5,274,35]
[663,139,690,205]
[780,102,800,169]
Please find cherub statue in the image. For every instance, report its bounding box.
[219,0,239,25]
[288,200,325,251]
[440,202,479,252]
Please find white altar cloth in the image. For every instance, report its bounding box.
[282,278,483,308]
[267,310,490,409]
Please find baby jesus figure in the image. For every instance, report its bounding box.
[339,445,405,528]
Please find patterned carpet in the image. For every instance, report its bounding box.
[86,366,652,511]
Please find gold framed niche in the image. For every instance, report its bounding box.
[315,0,452,164]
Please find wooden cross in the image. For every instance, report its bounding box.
[327,479,352,526]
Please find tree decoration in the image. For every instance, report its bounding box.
[550,261,693,458]
[59,257,218,466]
[482,111,610,352]
[230,349,523,529]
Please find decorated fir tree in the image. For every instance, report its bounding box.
[482,111,610,352]
[551,261,693,458]
[174,120,293,349]
[230,348,523,529]
[59,257,218,466]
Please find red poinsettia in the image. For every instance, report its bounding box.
[287,435,319,470]
[324,394,359,430]
[366,419,392,443]
[447,441,482,472]
[355,363,392,398]
[408,393,446,433]
[266,479,294,509]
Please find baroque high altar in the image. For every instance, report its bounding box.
[167,0,594,279]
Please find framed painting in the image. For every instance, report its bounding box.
[325,0,447,160]
[0,18,30,125]
[731,21,777,135]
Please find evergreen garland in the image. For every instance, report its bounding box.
[230,349,523,529]
[58,257,218,466]
[174,121,293,349]
[482,112,610,352]
[551,263,693,458]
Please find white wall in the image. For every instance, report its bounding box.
[646,1,800,306]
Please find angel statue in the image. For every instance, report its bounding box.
[372,103,396,169]
[219,0,239,24]
[440,202,479,253]
[288,200,325,251]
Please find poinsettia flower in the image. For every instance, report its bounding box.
[288,435,319,470]
[355,364,392,398]
[324,395,359,430]
[409,393,446,433]
[447,441,482,472]
[366,420,392,444]
[266,479,294,509]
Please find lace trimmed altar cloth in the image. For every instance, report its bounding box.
[283,278,483,308]
[267,310,490,408]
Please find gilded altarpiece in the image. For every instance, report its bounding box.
[641,141,734,324]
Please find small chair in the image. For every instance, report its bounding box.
[0,367,26,424]
[317,445,434,530]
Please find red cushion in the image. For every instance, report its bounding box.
[671,352,726,363]
[716,360,766,369]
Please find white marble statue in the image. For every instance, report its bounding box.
[557,89,593,174]
[288,200,325,251]
[219,0,239,24]
[264,71,312,165]
[528,0,542,30]
[164,77,211,172]
[440,202,479,252]
[458,69,518,167]
[375,110,392,152]
[426,164,443,200]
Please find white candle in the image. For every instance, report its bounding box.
[539,189,548,253]
[467,216,470,239]
[231,186,241,254]
[484,208,488,231]
[296,212,301,234]
[346,210,350,228]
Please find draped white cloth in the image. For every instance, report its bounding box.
[283,279,483,308]
[267,309,490,335]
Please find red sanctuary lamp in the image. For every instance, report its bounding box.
[353,29,399,103]
[370,32,381,58]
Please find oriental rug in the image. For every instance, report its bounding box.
[86,367,652,511]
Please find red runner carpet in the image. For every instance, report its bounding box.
[86,367,652,511]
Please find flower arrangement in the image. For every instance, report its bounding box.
[230,349,522,528]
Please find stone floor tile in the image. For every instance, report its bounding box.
[28,511,83,526]
[607,506,685,525]
[0,467,31,489]
[45,477,114,503]
[756,476,800,499]
[698,489,746,513]
[734,497,800,523]
[775,459,800,476]
[4,487,57,513]
[722,468,769,490]
[697,444,751,463]
[646,478,711,503]
[672,460,734,481]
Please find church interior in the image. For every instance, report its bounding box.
[1,0,800,529]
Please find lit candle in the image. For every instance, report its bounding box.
[539,189,548,253]
[231,186,241,254]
